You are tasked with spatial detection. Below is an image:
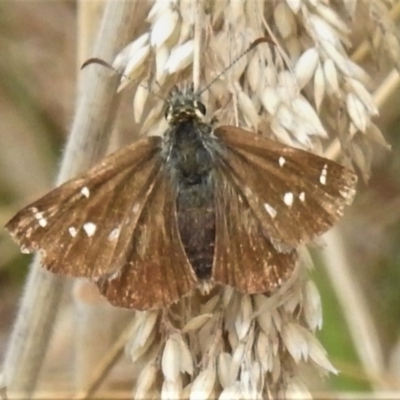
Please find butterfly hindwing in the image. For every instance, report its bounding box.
[212,167,297,294]
[214,126,357,250]
[97,170,198,310]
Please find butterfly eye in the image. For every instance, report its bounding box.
[196,101,206,115]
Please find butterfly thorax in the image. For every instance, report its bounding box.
[166,119,214,184]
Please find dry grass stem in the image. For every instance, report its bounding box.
[320,230,386,390]
[72,320,137,400]
[3,1,140,397]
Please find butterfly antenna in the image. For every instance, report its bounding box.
[81,58,167,102]
[197,37,273,97]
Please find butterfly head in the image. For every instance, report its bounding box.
[165,85,206,125]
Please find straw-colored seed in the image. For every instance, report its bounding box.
[133,84,150,123]
[304,330,338,374]
[294,47,319,90]
[128,325,157,363]
[118,45,150,91]
[346,78,378,116]
[217,352,232,389]
[292,96,327,137]
[162,334,182,381]
[274,2,296,39]
[229,342,245,383]
[189,368,216,400]
[137,311,159,347]
[134,364,157,400]
[313,63,325,110]
[281,323,309,363]
[323,59,339,95]
[315,3,350,34]
[161,377,182,400]
[303,281,323,331]
[238,90,260,129]
[164,40,194,74]
[176,335,194,376]
[113,32,149,69]
[219,382,242,400]
[151,9,180,48]
[285,378,313,400]
[182,313,212,333]
[234,294,253,340]
[155,44,169,84]
[346,92,368,132]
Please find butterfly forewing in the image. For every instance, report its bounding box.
[5,136,162,278]
[52,155,162,277]
[97,170,198,310]
[213,168,297,293]
[214,126,357,249]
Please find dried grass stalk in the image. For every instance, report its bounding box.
[3,1,140,397]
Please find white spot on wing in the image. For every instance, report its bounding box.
[33,210,47,227]
[299,192,305,202]
[69,227,77,237]
[319,164,328,185]
[83,222,96,237]
[108,270,120,280]
[108,227,120,241]
[38,218,47,227]
[34,212,44,220]
[21,246,31,254]
[80,186,90,198]
[340,188,355,200]
[244,185,253,197]
[279,156,286,167]
[132,203,140,213]
[283,192,294,207]
[264,203,277,218]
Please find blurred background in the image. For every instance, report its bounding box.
[0,1,76,342]
[1,0,400,397]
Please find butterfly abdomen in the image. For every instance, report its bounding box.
[166,119,216,279]
[177,185,215,279]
